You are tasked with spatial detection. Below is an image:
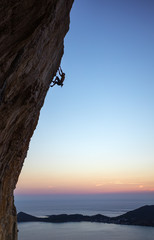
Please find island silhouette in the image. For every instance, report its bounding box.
[17,205,154,227]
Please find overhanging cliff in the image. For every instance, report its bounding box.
[0,0,74,239]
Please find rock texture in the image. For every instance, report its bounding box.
[0,0,74,239]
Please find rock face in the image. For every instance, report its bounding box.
[0,0,74,239]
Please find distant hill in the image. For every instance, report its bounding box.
[17,212,42,222]
[113,205,154,226]
[17,205,154,227]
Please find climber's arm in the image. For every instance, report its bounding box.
[59,66,63,76]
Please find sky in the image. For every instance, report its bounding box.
[15,0,154,195]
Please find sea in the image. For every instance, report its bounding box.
[15,193,154,240]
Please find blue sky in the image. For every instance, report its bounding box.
[15,0,154,194]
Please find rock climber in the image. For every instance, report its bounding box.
[50,66,65,87]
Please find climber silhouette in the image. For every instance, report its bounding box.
[50,67,65,87]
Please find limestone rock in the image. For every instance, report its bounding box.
[0,0,74,239]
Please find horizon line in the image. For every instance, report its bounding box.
[15,190,154,196]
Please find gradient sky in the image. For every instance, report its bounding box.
[15,0,154,195]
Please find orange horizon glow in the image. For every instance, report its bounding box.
[15,188,154,196]
[15,173,154,195]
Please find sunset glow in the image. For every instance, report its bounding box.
[16,163,154,195]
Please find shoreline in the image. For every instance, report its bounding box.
[17,205,154,227]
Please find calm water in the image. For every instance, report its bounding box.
[18,222,154,240]
[15,193,154,217]
[15,193,154,240]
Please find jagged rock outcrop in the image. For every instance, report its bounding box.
[0,0,74,239]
